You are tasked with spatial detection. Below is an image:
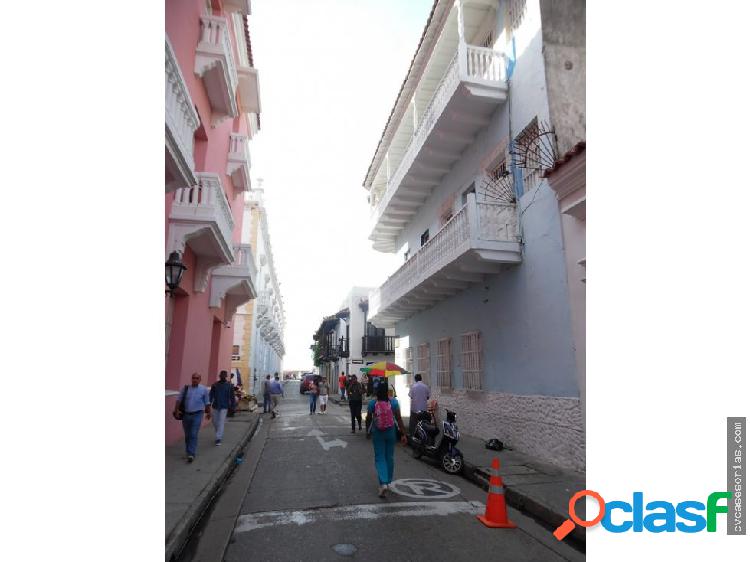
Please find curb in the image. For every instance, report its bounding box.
[165,412,261,562]
[461,459,585,548]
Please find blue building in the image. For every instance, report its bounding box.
[362,0,585,470]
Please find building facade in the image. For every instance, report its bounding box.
[314,287,397,390]
[362,0,585,470]
[232,189,286,396]
[165,0,262,443]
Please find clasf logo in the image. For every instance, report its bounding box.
[553,490,733,539]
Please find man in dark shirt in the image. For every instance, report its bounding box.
[347,374,364,433]
[209,370,236,446]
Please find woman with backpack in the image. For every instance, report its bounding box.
[366,381,408,497]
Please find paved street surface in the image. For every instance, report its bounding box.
[187,382,583,562]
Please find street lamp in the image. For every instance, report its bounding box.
[165,251,187,296]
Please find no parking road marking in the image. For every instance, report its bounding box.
[388,478,461,499]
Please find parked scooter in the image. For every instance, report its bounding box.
[411,409,463,474]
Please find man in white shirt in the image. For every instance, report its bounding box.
[408,374,430,438]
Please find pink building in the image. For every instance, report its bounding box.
[165,0,261,444]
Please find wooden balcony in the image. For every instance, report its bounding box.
[362,335,396,356]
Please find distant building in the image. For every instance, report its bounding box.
[361,0,585,470]
[313,287,397,390]
[232,189,285,395]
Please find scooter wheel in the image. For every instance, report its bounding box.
[442,453,463,474]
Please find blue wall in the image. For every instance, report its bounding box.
[397,179,578,398]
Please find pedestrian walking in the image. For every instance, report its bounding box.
[338,371,347,400]
[366,382,408,497]
[261,374,272,414]
[317,378,330,414]
[347,374,364,433]
[172,373,211,463]
[408,373,430,439]
[209,370,236,446]
[269,374,284,418]
[308,377,318,414]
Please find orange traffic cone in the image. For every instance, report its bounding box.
[477,457,517,528]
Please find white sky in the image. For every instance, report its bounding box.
[249,0,434,370]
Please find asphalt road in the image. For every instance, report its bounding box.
[189,381,584,562]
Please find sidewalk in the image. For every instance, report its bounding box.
[165,407,261,562]
[455,430,586,545]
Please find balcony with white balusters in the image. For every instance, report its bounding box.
[226,133,252,191]
[168,173,236,292]
[166,37,200,191]
[194,15,239,125]
[368,192,520,328]
[210,244,258,322]
[364,0,508,253]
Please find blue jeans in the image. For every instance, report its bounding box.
[372,426,396,484]
[263,393,271,413]
[309,393,317,413]
[182,411,204,457]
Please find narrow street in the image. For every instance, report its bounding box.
[185,382,583,561]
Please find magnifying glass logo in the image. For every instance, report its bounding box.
[553,490,606,541]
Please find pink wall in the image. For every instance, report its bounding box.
[166,0,250,445]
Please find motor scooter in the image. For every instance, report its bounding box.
[411,409,463,474]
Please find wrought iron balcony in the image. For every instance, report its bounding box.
[362,335,396,356]
[368,193,521,328]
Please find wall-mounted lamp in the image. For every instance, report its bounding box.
[165,251,187,297]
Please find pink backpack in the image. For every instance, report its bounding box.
[374,399,395,431]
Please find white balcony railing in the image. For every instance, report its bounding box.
[210,244,258,321]
[165,37,199,190]
[372,44,506,216]
[170,174,235,256]
[368,41,508,252]
[194,15,238,124]
[369,193,520,324]
[226,133,252,191]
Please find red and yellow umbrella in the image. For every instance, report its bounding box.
[359,361,410,377]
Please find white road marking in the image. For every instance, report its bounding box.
[234,501,485,534]
[389,478,461,499]
[307,429,348,450]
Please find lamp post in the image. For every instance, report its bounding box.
[165,251,187,297]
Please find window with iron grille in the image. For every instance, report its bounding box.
[417,343,430,387]
[437,338,452,389]
[420,229,430,247]
[461,332,482,390]
[515,117,541,194]
[507,0,526,33]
